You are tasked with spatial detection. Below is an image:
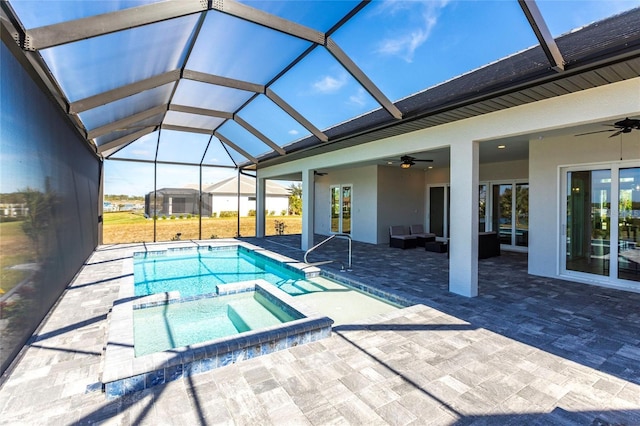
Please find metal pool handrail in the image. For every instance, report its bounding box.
[304,233,352,271]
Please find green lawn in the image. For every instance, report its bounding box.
[0,221,37,295]
[103,211,302,244]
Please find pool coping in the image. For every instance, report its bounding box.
[101,241,332,399]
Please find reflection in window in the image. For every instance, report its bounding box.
[566,170,610,277]
[1,42,100,375]
[103,161,154,244]
[618,167,640,282]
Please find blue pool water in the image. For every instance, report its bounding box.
[133,245,403,326]
[133,290,300,356]
[134,246,303,297]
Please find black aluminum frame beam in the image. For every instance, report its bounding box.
[169,104,233,119]
[518,0,565,72]
[326,37,402,119]
[212,0,325,45]
[24,0,207,50]
[162,124,214,135]
[12,0,400,163]
[234,115,286,155]
[97,126,157,154]
[182,69,265,93]
[106,157,238,168]
[69,70,180,113]
[88,104,167,139]
[265,88,328,142]
[214,132,258,164]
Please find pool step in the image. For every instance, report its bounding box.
[227,298,281,333]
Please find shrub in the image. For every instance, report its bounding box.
[274,220,286,235]
[248,209,256,217]
[219,211,238,218]
[280,210,287,216]
[211,212,217,218]
[170,215,175,220]
[161,215,166,220]
[186,214,192,219]
[269,210,275,216]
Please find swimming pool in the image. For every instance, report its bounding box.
[103,242,411,399]
[133,245,403,325]
[134,246,303,298]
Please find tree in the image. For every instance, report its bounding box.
[288,183,302,215]
[20,182,56,260]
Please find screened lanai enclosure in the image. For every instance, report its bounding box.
[2,0,640,378]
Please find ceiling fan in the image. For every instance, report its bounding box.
[397,155,433,169]
[575,117,640,138]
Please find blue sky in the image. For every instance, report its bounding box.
[5,0,640,195]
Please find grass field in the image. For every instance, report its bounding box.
[0,213,299,292]
[103,211,302,244]
[0,221,37,294]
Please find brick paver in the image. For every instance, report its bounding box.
[0,236,639,425]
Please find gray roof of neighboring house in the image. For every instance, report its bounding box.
[152,188,200,196]
[204,175,289,197]
[174,175,290,197]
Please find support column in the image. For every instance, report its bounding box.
[98,161,104,245]
[301,169,315,251]
[256,177,266,238]
[449,140,479,297]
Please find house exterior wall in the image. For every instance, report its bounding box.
[528,133,640,283]
[258,77,640,293]
[211,195,289,217]
[425,159,529,186]
[313,165,378,244]
[378,166,426,244]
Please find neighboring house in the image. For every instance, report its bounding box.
[144,188,212,217]
[203,175,290,217]
[144,175,290,217]
[0,204,28,217]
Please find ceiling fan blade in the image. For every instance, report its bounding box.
[414,159,434,162]
[574,129,615,137]
[608,130,623,138]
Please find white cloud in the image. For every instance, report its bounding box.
[349,87,367,106]
[374,0,449,63]
[288,129,299,135]
[312,73,347,94]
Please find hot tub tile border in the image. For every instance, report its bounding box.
[104,275,333,399]
[104,318,333,399]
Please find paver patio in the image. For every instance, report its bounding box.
[0,235,639,425]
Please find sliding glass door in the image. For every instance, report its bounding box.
[618,167,640,281]
[565,169,610,276]
[491,182,529,248]
[429,184,497,238]
[330,185,352,234]
[563,165,640,284]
